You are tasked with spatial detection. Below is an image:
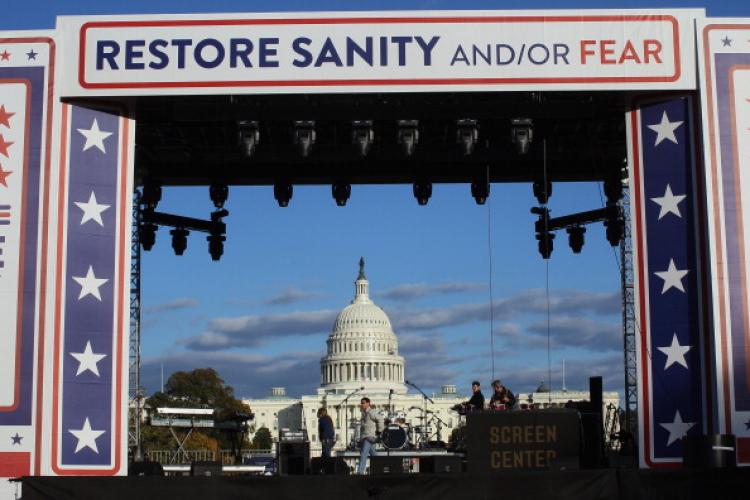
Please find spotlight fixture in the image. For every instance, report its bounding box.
[604,216,624,247]
[603,176,624,205]
[531,206,554,259]
[533,179,552,205]
[207,234,226,261]
[413,179,432,206]
[209,183,228,209]
[352,120,374,157]
[397,120,419,156]
[332,181,351,207]
[237,120,260,158]
[566,225,586,254]
[170,227,189,256]
[456,119,479,156]
[141,183,162,210]
[471,168,490,205]
[511,117,534,155]
[293,120,316,157]
[139,223,158,251]
[274,181,293,207]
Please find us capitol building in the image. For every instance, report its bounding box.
[243,259,619,454]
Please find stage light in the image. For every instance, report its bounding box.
[604,216,624,246]
[533,179,552,205]
[237,120,260,158]
[397,120,419,156]
[293,120,316,157]
[567,225,586,254]
[209,183,228,209]
[456,119,479,155]
[511,118,534,155]
[274,182,293,207]
[207,234,226,261]
[604,176,623,205]
[140,223,157,251]
[471,176,490,205]
[142,183,162,210]
[413,180,432,206]
[170,228,189,256]
[332,181,351,206]
[352,120,374,156]
[531,206,554,259]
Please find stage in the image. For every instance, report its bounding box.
[19,468,750,500]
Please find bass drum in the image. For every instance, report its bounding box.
[382,424,408,450]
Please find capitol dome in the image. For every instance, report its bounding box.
[320,258,407,394]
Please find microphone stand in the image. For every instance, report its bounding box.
[335,387,363,452]
[405,380,434,449]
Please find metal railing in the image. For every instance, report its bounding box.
[145,449,273,465]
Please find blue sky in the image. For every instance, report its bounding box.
[4,0,749,401]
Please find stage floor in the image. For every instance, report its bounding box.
[19,467,750,500]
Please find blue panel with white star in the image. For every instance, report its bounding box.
[639,96,705,460]
[60,107,120,466]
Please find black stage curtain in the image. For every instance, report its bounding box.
[21,468,750,500]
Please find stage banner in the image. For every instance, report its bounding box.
[626,95,711,467]
[698,19,750,466]
[0,33,56,495]
[36,100,134,476]
[55,9,702,96]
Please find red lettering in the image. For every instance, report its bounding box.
[618,40,642,64]
[600,40,616,64]
[644,40,663,64]
[580,40,596,64]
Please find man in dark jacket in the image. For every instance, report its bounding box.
[465,381,485,411]
[318,408,335,458]
[489,379,517,410]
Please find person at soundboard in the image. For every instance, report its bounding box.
[465,381,485,411]
[357,397,385,474]
[317,407,335,458]
[489,379,517,410]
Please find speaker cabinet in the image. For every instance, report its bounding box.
[370,456,405,475]
[278,442,310,475]
[420,455,462,474]
[128,461,164,476]
[190,461,222,477]
[310,457,350,475]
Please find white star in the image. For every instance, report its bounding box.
[651,184,687,220]
[74,191,110,226]
[68,417,106,454]
[647,111,684,146]
[77,118,112,153]
[659,410,695,446]
[71,265,108,301]
[69,341,107,377]
[654,259,689,294]
[657,333,692,370]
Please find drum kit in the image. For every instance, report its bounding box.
[347,409,445,451]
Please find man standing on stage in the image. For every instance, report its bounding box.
[357,397,384,474]
[318,407,335,458]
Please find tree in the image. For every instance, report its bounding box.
[144,368,253,451]
[251,427,273,450]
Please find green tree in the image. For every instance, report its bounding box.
[144,368,253,451]
[251,427,273,450]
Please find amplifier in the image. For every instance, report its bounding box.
[420,455,462,474]
[370,456,405,475]
[277,441,310,475]
[279,429,309,443]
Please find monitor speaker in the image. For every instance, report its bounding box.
[190,461,222,477]
[128,461,164,476]
[420,455,462,474]
[310,457,350,475]
[370,456,405,475]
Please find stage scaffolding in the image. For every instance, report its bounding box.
[620,185,638,438]
[128,189,143,459]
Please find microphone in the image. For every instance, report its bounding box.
[389,389,394,394]
[360,387,365,390]
[405,380,411,385]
